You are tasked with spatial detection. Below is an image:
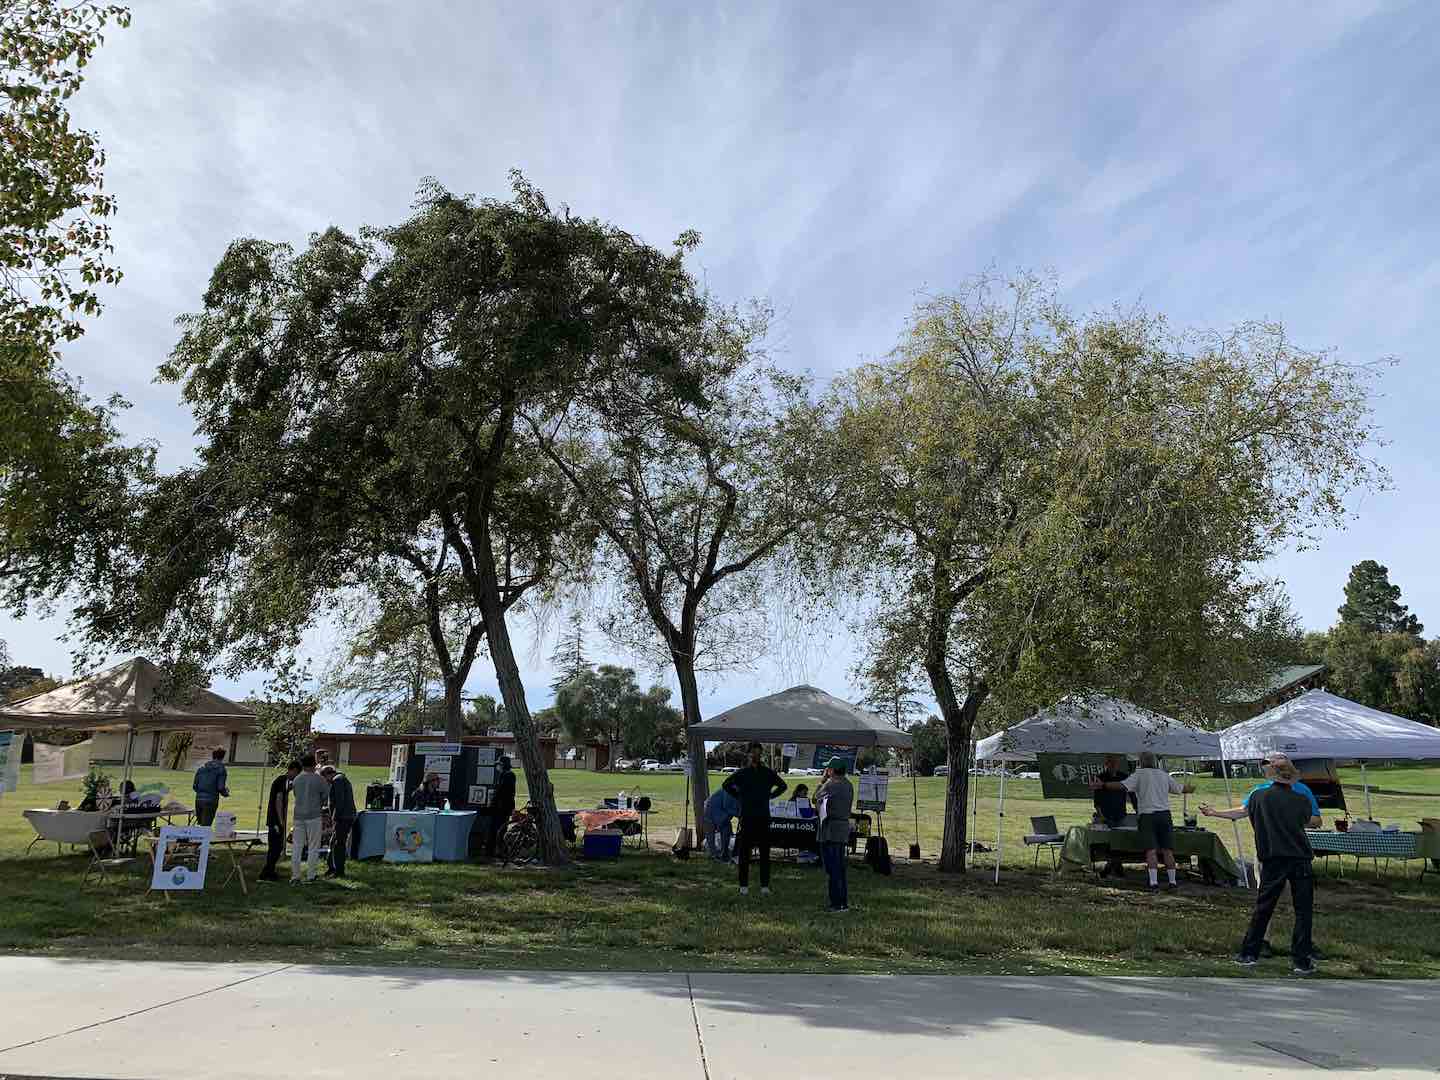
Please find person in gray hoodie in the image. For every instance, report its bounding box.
[815,758,854,913]
[192,748,230,826]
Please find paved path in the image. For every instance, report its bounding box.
[1,959,1437,1078]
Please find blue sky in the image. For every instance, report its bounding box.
[4,1,1438,729]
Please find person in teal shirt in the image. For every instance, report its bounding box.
[1245,778,1321,821]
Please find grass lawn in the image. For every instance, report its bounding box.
[1,761,1437,977]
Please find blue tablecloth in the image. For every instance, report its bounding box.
[354,810,478,862]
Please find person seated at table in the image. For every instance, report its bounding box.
[790,783,810,806]
[1092,754,1138,878]
[409,772,446,810]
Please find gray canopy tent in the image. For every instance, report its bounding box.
[0,657,260,833]
[688,685,917,851]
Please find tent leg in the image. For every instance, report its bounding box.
[1361,760,1373,821]
[993,768,1007,884]
[970,740,980,858]
[1218,749,1252,889]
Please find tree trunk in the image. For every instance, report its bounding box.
[936,684,987,872]
[443,674,465,743]
[675,656,709,842]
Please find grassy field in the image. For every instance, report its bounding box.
[1,761,1437,977]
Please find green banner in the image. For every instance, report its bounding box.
[1036,753,1111,799]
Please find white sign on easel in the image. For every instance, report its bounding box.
[150,825,212,891]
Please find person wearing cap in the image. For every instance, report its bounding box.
[815,757,854,913]
[409,771,446,810]
[320,765,358,878]
[1201,754,1319,974]
[483,755,518,858]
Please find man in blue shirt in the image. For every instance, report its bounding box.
[1242,758,1322,824]
[192,747,230,826]
[703,786,740,861]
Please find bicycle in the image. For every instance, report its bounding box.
[499,802,540,866]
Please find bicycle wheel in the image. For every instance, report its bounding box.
[502,821,540,865]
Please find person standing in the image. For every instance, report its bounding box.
[1092,754,1138,879]
[1091,750,1195,893]
[722,742,787,896]
[257,761,300,883]
[321,765,358,878]
[289,754,327,885]
[484,756,518,858]
[192,747,230,827]
[703,786,740,861]
[816,758,854,913]
[1201,754,1320,974]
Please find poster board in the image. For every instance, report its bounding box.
[150,825,212,890]
[389,743,408,785]
[474,746,499,766]
[426,754,453,793]
[415,741,461,755]
[813,744,858,774]
[1036,753,1110,799]
[0,731,19,795]
[469,785,493,807]
[857,775,889,811]
[31,740,93,785]
[384,811,435,863]
[782,743,798,758]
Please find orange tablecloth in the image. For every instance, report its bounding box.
[574,809,641,831]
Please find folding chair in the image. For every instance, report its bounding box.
[1024,815,1065,873]
[83,829,136,890]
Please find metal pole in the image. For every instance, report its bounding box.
[993,766,1008,884]
[1218,747,1252,889]
[970,742,981,857]
[1361,760,1373,820]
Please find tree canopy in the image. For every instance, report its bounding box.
[815,272,1384,870]
[1338,559,1422,636]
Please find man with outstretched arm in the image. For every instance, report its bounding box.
[1090,750,1195,893]
[722,742,787,896]
[1201,753,1320,974]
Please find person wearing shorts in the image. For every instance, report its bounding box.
[1092,750,1194,893]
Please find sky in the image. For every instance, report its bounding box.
[4,1,1439,731]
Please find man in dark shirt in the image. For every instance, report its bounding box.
[258,761,300,883]
[484,756,518,858]
[1092,754,1137,878]
[1202,755,1318,974]
[722,742,787,896]
[321,766,358,878]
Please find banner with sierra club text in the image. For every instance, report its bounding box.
[1036,753,1111,799]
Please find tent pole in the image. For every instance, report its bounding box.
[1218,747,1251,889]
[1361,760,1373,820]
[970,741,980,859]
[115,722,135,848]
[993,766,1007,884]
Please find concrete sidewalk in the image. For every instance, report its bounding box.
[1,959,1436,1078]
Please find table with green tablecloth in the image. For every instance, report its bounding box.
[1061,824,1242,883]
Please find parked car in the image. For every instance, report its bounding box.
[614,758,637,770]
[721,765,739,773]
[933,765,950,777]
[1017,770,1040,780]
[640,760,669,772]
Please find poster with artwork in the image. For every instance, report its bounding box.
[150,825,212,890]
[469,784,493,807]
[384,812,435,863]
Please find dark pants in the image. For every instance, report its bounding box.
[1240,857,1314,962]
[737,816,771,888]
[484,811,509,857]
[195,800,218,826]
[821,841,848,909]
[328,818,354,876]
[261,824,285,878]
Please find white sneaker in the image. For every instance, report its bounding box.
[761,887,771,897]
[739,886,749,896]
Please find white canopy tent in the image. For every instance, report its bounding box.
[975,695,1247,884]
[1220,690,1440,819]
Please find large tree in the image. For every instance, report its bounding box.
[817,273,1383,872]
[82,175,709,865]
[1337,560,1423,636]
[532,309,827,829]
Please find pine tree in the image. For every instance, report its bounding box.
[549,610,592,692]
[1338,560,1423,636]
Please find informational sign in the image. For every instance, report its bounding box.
[474,765,496,786]
[782,743,798,758]
[32,740,92,785]
[469,785,493,807]
[475,746,499,766]
[426,753,453,793]
[857,775,889,811]
[0,731,19,795]
[389,744,408,785]
[384,811,435,863]
[813,744,858,773]
[150,825,212,890]
[415,741,462,755]
[769,798,803,818]
[1036,753,1110,800]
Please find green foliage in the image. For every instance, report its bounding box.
[548,610,591,693]
[909,716,948,777]
[251,700,315,765]
[76,763,110,810]
[160,730,193,770]
[816,271,1384,869]
[1338,559,1423,636]
[553,664,683,761]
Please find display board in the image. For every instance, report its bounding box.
[0,731,18,795]
[812,744,858,773]
[389,743,408,785]
[426,753,453,793]
[415,741,462,755]
[1036,753,1111,799]
[857,774,889,811]
[150,825,212,890]
[384,811,436,863]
